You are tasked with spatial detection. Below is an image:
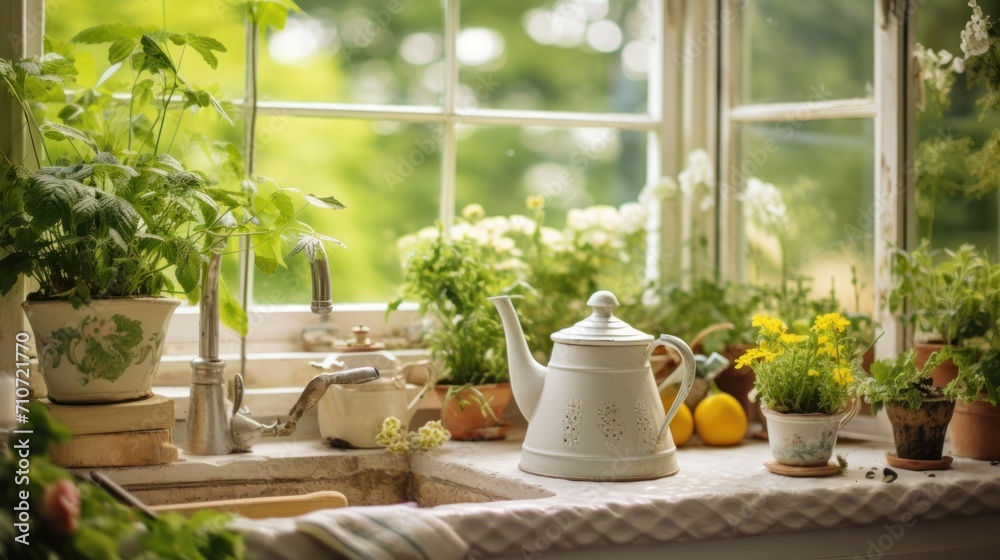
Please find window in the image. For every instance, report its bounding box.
[7,1,983,376]
[719,0,877,315]
[36,0,672,367]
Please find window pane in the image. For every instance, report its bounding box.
[46,0,247,99]
[258,0,443,105]
[736,119,874,314]
[915,0,1000,255]
[737,0,874,104]
[455,126,647,226]
[253,118,442,304]
[459,0,651,113]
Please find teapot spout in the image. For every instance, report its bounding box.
[489,295,546,422]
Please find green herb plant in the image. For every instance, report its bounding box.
[947,261,1000,406]
[0,6,342,336]
[889,241,991,346]
[860,348,951,415]
[389,224,514,416]
[0,403,245,559]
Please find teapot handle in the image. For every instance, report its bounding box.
[650,334,696,445]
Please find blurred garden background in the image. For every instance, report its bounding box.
[41,0,999,310]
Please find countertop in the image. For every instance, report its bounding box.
[211,433,1000,559]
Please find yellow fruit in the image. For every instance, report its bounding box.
[694,393,747,446]
[659,390,693,446]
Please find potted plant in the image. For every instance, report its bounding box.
[739,313,862,467]
[860,349,956,469]
[390,224,515,440]
[890,241,991,386]
[0,21,341,402]
[945,261,1000,460]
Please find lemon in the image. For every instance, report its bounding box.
[693,393,747,446]
[659,390,693,446]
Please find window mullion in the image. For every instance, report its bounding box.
[440,0,460,232]
[717,0,743,282]
[873,0,914,359]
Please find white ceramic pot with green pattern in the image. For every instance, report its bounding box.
[22,298,180,403]
[761,399,860,467]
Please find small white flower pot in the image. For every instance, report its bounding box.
[22,298,180,403]
[761,400,860,467]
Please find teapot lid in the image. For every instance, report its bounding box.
[551,291,653,346]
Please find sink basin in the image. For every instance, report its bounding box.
[98,440,550,517]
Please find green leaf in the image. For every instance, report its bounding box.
[107,228,127,251]
[0,251,33,296]
[139,35,175,74]
[173,241,203,294]
[71,23,148,44]
[182,88,211,108]
[303,194,346,210]
[170,33,228,69]
[269,191,294,222]
[209,92,234,125]
[40,121,98,152]
[107,37,138,64]
[252,0,302,30]
[219,277,248,337]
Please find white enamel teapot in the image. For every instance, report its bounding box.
[491,290,696,481]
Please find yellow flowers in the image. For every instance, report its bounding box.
[526,195,545,210]
[735,346,777,369]
[745,311,862,415]
[752,314,786,335]
[779,333,806,344]
[811,312,851,334]
[833,367,855,387]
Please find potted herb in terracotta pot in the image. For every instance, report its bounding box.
[739,313,863,468]
[860,349,956,469]
[391,223,514,440]
[890,242,991,386]
[946,262,1000,461]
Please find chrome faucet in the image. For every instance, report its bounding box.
[185,248,379,455]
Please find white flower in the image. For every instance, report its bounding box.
[567,208,590,231]
[698,195,715,212]
[639,176,678,205]
[741,177,788,229]
[461,203,485,222]
[508,214,536,236]
[952,56,966,73]
[539,227,567,251]
[618,202,648,234]
[590,206,620,232]
[682,149,713,189]
[961,1,991,58]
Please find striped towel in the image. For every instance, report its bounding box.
[294,504,468,560]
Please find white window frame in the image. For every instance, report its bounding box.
[716,0,912,358]
[160,0,690,366]
[2,0,919,387]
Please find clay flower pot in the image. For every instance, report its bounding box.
[914,343,959,388]
[950,399,1000,461]
[435,383,513,441]
[761,400,860,467]
[716,344,757,427]
[885,397,955,461]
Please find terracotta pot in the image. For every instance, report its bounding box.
[716,344,757,427]
[914,343,959,388]
[22,298,179,403]
[435,383,512,441]
[950,399,1000,461]
[885,397,955,461]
